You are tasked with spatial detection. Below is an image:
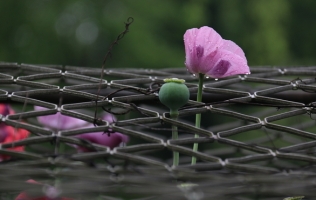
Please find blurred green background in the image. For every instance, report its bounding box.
[1,0,316,69]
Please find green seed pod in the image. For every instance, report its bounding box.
[159,78,190,117]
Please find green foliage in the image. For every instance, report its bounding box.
[0,0,315,68]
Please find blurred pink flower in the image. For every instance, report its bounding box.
[35,106,128,151]
[75,131,128,151]
[74,114,129,152]
[15,179,74,200]
[184,26,250,78]
[0,104,30,161]
[34,106,89,130]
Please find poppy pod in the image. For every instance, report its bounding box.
[158,78,189,118]
[158,78,189,166]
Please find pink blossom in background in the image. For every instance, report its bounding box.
[15,179,74,200]
[75,131,129,152]
[34,106,89,130]
[35,106,128,151]
[184,26,250,78]
[74,114,129,152]
[0,104,30,161]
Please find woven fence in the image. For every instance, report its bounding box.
[1,62,316,199]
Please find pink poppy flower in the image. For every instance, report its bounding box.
[74,114,128,152]
[34,106,128,151]
[184,26,250,78]
[0,104,30,161]
[34,106,89,131]
[15,179,74,200]
[75,131,128,152]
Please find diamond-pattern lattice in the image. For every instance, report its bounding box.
[1,62,316,199]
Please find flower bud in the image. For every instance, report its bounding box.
[158,78,190,117]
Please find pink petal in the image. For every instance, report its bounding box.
[195,27,223,58]
[206,48,250,78]
[222,40,246,60]
[184,26,223,74]
[76,132,129,150]
[34,105,128,150]
[0,104,12,142]
[0,128,8,142]
[15,180,74,200]
[184,26,250,78]
[184,28,199,74]
[0,104,14,116]
[102,114,116,123]
[34,106,89,130]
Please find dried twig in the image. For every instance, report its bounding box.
[94,17,134,124]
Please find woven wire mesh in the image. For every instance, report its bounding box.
[1,62,316,199]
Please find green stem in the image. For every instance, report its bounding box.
[170,110,179,167]
[191,73,204,165]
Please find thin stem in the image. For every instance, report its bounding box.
[191,73,204,165]
[170,110,179,167]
